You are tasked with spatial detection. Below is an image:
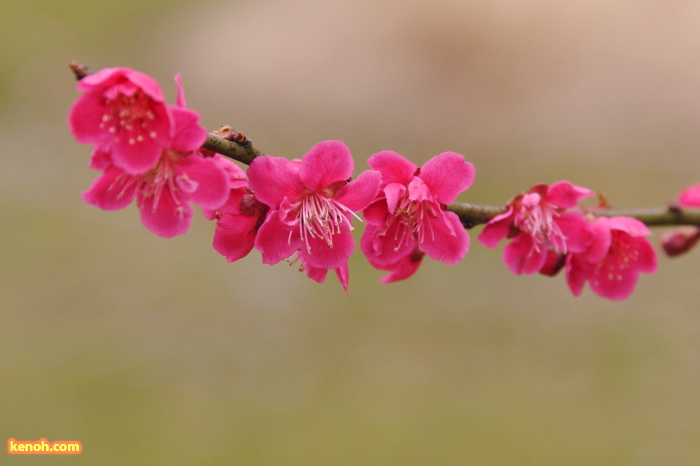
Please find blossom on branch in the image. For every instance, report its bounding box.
[203,155,269,262]
[477,181,594,275]
[360,151,475,282]
[247,140,381,292]
[80,73,229,238]
[565,216,657,300]
[69,67,173,175]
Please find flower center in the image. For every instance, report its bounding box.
[297,192,358,251]
[387,196,442,251]
[99,91,159,145]
[515,193,567,253]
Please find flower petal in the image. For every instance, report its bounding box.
[175,155,229,210]
[367,150,418,187]
[212,212,258,262]
[419,211,470,264]
[299,140,354,190]
[301,224,355,270]
[418,152,475,205]
[82,168,136,211]
[254,210,301,264]
[138,186,193,238]
[248,156,304,208]
[545,180,594,208]
[477,207,514,248]
[168,106,207,152]
[334,170,382,212]
[502,233,547,275]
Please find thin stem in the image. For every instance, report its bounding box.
[448,202,700,229]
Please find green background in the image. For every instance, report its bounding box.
[2,0,700,464]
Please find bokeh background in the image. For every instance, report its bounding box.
[2,0,700,463]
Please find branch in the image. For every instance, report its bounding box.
[448,201,700,229]
[202,132,263,165]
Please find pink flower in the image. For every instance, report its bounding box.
[360,150,475,282]
[565,216,657,300]
[247,140,381,291]
[204,155,269,262]
[69,67,172,175]
[82,76,229,238]
[478,181,594,275]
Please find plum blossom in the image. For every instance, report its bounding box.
[81,75,229,238]
[247,140,381,291]
[478,181,594,275]
[360,150,475,282]
[566,216,657,300]
[203,155,269,262]
[69,67,172,175]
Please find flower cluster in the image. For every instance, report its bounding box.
[71,68,229,238]
[478,182,657,300]
[69,66,668,299]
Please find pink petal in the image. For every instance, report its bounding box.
[121,68,166,102]
[367,150,417,186]
[360,220,416,266]
[589,257,641,301]
[168,106,207,152]
[334,170,382,212]
[545,180,594,208]
[555,212,594,254]
[303,263,328,284]
[111,134,166,175]
[607,216,652,237]
[418,211,470,264]
[175,155,229,210]
[633,235,658,274]
[418,152,475,205]
[254,210,301,264]
[407,177,432,203]
[299,140,354,191]
[362,200,389,225]
[173,73,187,108]
[68,93,112,146]
[334,264,350,293]
[212,213,257,262]
[384,183,407,215]
[138,186,193,238]
[565,255,590,297]
[247,156,304,208]
[581,217,613,263]
[77,67,164,102]
[476,207,515,248]
[502,233,547,275]
[88,148,113,171]
[81,168,136,211]
[378,249,425,284]
[300,224,355,270]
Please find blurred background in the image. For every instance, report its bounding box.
[2,0,700,463]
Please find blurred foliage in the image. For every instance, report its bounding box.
[2,0,700,464]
